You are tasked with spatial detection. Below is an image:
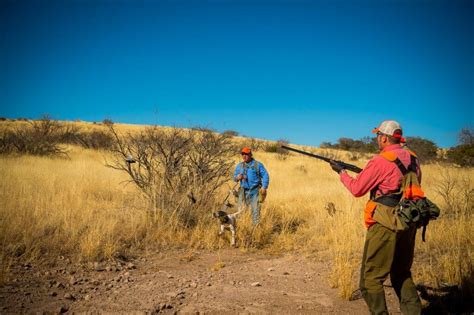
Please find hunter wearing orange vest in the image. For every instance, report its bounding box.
[330,120,422,315]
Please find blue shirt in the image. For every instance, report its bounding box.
[233,159,269,189]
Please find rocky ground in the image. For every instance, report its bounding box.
[0,249,406,314]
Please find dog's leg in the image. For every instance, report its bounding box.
[230,224,236,246]
[218,224,224,236]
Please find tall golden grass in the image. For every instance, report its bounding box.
[0,122,472,300]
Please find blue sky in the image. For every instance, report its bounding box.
[1,0,472,148]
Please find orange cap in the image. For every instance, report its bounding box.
[241,147,252,154]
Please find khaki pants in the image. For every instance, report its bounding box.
[360,223,421,315]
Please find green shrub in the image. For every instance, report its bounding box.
[320,137,377,153]
[447,145,474,167]
[405,137,438,163]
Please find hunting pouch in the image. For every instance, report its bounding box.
[371,202,408,231]
[397,198,441,229]
[371,197,440,235]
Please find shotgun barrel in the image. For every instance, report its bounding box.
[281,145,362,173]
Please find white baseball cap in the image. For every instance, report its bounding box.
[372,120,403,139]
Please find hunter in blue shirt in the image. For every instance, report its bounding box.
[234,147,270,225]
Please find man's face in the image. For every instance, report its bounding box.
[241,152,252,162]
[376,132,387,150]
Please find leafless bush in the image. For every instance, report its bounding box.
[348,152,362,161]
[0,129,15,154]
[102,118,114,126]
[0,116,68,157]
[74,130,114,150]
[263,139,290,160]
[223,130,239,137]
[55,123,114,150]
[319,149,340,160]
[434,168,473,218]
[247,138,265,151]
[106,126,234,227]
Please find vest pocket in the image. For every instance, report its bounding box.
[372,203,408,232]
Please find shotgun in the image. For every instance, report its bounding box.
[281,145,362,173]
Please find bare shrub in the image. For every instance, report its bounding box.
[55,123,114,150]
[102,118,114,126]
[458,128,474,146]
[223,130,239,137]
[246,138,265,151]
[263,139,290,160]
[0,129,15,154]
[74,130,114,150]
[0,115,68,157]
[348,152,362,161]
[106,126,234,227]
[434,168,472,218]
[428,167,474,303]
[318,149,340,160]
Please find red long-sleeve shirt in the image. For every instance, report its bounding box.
[339,144,421,198]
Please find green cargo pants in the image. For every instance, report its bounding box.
[359,223,421,315]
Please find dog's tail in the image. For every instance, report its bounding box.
[230,205,246,218]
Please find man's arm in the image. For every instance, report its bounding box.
[339,157,384,197]
[234,164,242,182]
[259,163,269,189]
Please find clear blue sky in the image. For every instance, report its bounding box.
[1,0,472,148]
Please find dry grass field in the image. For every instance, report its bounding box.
[0,121,472,304]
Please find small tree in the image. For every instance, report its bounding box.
[106,126,234,227]
[447,128,474,167]
[458,128,474,146]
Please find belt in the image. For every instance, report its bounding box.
[242,185,260,191]
[373,193,402,207]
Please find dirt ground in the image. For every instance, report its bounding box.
[0,249,405,314]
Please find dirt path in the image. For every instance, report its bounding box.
[0,249,402,314]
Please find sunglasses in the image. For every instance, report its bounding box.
[241,152,249,156]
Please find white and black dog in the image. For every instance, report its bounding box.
[212,198,244,247]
